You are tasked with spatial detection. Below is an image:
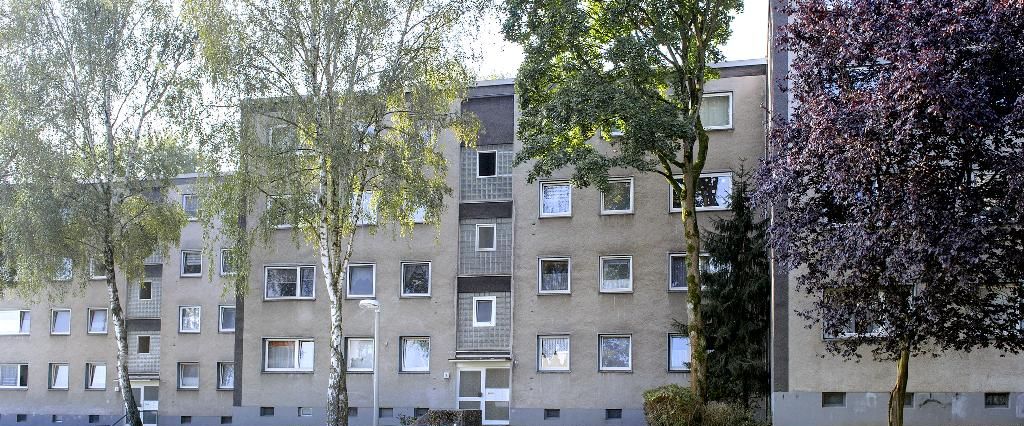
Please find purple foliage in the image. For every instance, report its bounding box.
[758,0,1024,360]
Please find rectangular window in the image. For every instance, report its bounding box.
[180,416,192,424]
[354,191,377,226]
[48,363,69,389]
[400,337,430,372]
[477,151,497,177]
[668,254,713,291]
[0,363,28,388]
[220,249,236,276]
[260,407,274,416]
[217,362,234,389]
[139,281,152,300]
[476,224,496,251]
[600,256,633,292]
[298,407,313,416]
[411,207,427,224]
[264,338,314,372]
[85,363,106,389]
[0,310,30,335]
[669,334,691,371]
[218,306,236,332]
[473,296,496,327]
[401,262,431,297]
[346,264,375,298]
[89,415,100,423]
[904,393,914,408]
[267,195,292,229]
[180,250,202,277]
[821,392,846,407]
[264,265,315,299]
[347,338,374,372]
[605,409,622,420]
[599,335,632,371]
[138,335,151,354]
[538,336,570,372]
[414,408,429,417]
[182,194,199,220]
[220,416,232,424]
[601,178,634,214]
[51,309,71,335]
[380,408,393,418]
[670,173,733,212]
[179,306,201,333]
[544,409,560,419]
[538,258,570,294]
[87,308,107,334]
[178,362,199,389]
[54,258,73,281]
[539,181,572,217]
[52,415,65,423]
[700,92,733,130]
[88,258,107,280]
[985,392,1010,408]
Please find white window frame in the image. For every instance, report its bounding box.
[668,253,712,291]
[475,224,497,252]
[138,281,153,300]
[0,363,28,388]
[263,265,316,300]
[399,336,430,373]
[668,333,691,372]
[88,258,107,280]
[178,306,201,334]
[86,308,108,334]
[599,256,633,293]
[54,258,73,281]
[299,407,314,417]
[50,308,71,335]
[701,92,733,130]
[354,191,377,226]
[537,335,571,372]
[220,248,236,276]
[472,296,497,327]
[267,195,293,229]
[598,334,633,372]
[476,150,498,178]
[48,362,69,390]
[346,337,375,372]
[182,193,199,221]
[177,362,199,389]
[600,177,634,215]
[0,310,30,335]
[669,172,733,213]
[180,250,202,277]
[346,263,376,299]
[85,362,106,390]
[217,362,235,390]
[218,305,236,333]
[137,335,152,354]
[263,338,315,372]
[538,257,571,294]
[400,262,431,297]
[538,181,572,218]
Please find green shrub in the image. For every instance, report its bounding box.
[643,385,769,426]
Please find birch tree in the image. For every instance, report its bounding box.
[503,0,742,407]
[0,0,200,424]
[188,0,484,424]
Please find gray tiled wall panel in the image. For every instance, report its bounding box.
[127,328,160,374]
[456,292,511,351]
[458,219,512,276]
[460,145,514,202]
[127,279,161,319]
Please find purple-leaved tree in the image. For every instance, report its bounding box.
[759,1,1024,425]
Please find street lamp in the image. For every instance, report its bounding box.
[359,299,381,426]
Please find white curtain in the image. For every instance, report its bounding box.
[298,341,315,370]
[601,259,631,290]
[179,364,199,388]
[402,339,429,371]
[348,339,373,370]
[540,337,569,370]
[542,184,571,214]
[219,363,234,388]
[90,310,107,332]
[700,95,730,128]
[52,310,70,333]
[670,336,692,370]
[180,307,200,331]
[267,340,296,369]
[89,364,106,389]
[51,364,68,388]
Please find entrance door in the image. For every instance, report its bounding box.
[131,383,159,426]
[457,367,510,425]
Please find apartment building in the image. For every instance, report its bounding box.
[766,3,1024,425]
[0,59,766,426]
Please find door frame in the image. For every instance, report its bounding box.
[130,380,159,426]
[454,361,511,426]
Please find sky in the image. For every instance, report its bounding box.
[472,0,769,78]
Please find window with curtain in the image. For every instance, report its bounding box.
[49,363,69,389]
[219,306,236,332]
[178,363,199,389]
[539,258,570,293]
[88,309,107,333]
[0,310,30,335]
[179,306,201,333]
[601,178,633,213]
[265,339,314,371]
[218,362,234,389]
[347,338,374,372]
[86,363,106,389]
[699,93,732,129]
[401,263,431,296]
[671,173,733,211]
[347,265,375,297]
[265,266,315,299]
[0,364,28,388]
[669,334,692,371]
[181,250,202,276]
[538,336,570,371]
[600,257,632,292]
[51,309,71,334]
[599,335,632,371]
[400,337,430,372]
[540,182,572,217]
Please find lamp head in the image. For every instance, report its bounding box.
[359,299,381,312]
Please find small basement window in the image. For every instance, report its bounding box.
[822,392,846,407]
[985,392,1010,408]
[259,407,274,417]
[544,409,560,419]
[605,409,622,420]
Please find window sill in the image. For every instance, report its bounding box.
[87,332,109,335]
[50,333,71,336]
[398,370,430,374]
[177,387,200,391]
[47,388,69,391]
[668,288,688,293]
[345,295,376,300]
[0,334,30,336]
[85,388,106,391]
[400,294,431,299]
[539,214,572,219]
[472,324,496,328]
[217,387,234,391]
[263,297,316,302]
[703,126,734,131]
[179,331,201,334]
[538,291,571,296]
[180,274,202,278]
[598,369,633,373]
[668,369,691,373]
[599,290,633,294]
[537,370,570,374]
[475,248,497,252]
[0,387,28,390]
[262,370,314,374]
[348,370,374,374]
[218,330,235,334]
[600,211,634,216]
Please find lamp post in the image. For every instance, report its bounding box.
[359,299,381,426]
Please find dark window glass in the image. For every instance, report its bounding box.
[544,409,560,419]
[822,392,846,407]
[605,409,622,419]
[478,151,497,177]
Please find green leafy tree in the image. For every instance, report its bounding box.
[187,0,485,424]
[0,0,200,424]
[502,0,742,404]
[701,169,769,407]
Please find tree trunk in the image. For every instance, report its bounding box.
[682,171,708,405]
[106,257,142,426]
[887,346,911,426]
[323,240,349,426]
